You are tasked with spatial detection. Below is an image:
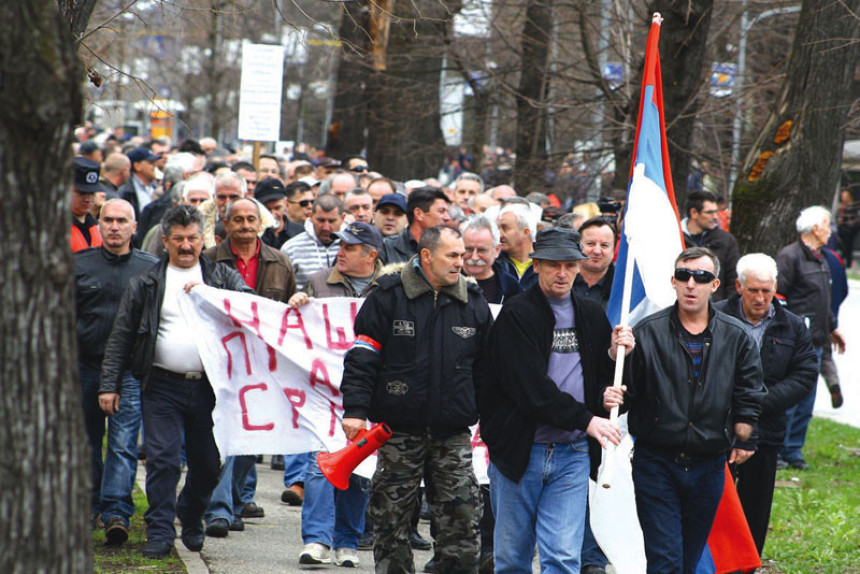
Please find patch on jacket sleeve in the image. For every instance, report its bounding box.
[451,326,476,339]
[386,380,409,396]
[393,320,415,337]
[353,335,382,354]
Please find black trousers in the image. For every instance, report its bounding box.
[734,443,780,555]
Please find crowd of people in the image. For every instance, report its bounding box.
[71,131,850,573]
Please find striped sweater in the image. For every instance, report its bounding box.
[280,219,341,289]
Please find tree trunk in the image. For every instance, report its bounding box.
[514,0,553,194]
[206,0,226,141]
[0,1,91,572]
[731,0,860,255]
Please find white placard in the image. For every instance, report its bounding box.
[238,42,286,142]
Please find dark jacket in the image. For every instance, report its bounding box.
[476,260,522,304]
[683,225,740,301]
[480,286,615,482]
[715,296,818,446]
[341,257,493,436]
[624,304,766,457]
[262,219,304,250]
[776,241,836,348]
[379,227,419,265]
[137,192,173,247]
[305,261,383,298]
[572,263,615,311]
[75,247,159,368]
[99,255,252,394]
[497,251,538,291]
[203,238,296,303]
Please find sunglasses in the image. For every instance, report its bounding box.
[289,199,313,207]
[350,165,369,173]
[674,268,716,284]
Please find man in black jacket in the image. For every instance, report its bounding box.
[681,191,740,301]
[605,246,766,574]
[379,187,451,264]
[714,253,817,555]
[76,199,158,544]
[99,205,252,559]
[480,228,632,573]
[341,226,492,574]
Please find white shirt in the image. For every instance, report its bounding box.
[153,263,205,373]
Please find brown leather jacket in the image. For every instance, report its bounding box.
[203,238,296,303]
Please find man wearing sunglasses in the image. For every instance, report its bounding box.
[604,246,766,574]
[681,191,739,301]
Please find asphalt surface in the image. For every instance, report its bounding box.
[155,281,858,574]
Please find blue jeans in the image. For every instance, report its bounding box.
[79,363,141,522]
[205,455,258,525]
[301,453,370,549]
[283,452,312,487]
[241,464,257,505]
[142,373,221,543]
[781,347,823,463]
[489,441,590,574]
[632,446,725,574]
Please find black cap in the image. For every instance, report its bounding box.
[255,177,286,204]
[333,222,384,252]
[529,228,587,261]
[74,157,106,193]
[376,193,407,213]
[127,147,160,164]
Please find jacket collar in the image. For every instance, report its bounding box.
[327,260,383,287]
[99,246,134,264]
[401,255,469,303]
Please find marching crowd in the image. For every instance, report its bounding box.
[72,132,849,573]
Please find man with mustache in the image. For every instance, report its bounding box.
[462,214,520,305]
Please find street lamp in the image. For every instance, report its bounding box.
[728,5,801,194]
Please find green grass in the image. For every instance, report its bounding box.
[846,269,860,281]
[92,485,186,573]
[764,417,860,573]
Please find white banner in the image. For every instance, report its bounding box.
[179,286,490,482]
[238,42,285,142]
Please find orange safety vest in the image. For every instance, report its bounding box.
[70,223,103,252]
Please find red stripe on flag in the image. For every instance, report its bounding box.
[707,463,761,573]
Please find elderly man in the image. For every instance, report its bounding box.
[99,205,252,559]
[201,197,296,537]
[342,226,492,573]
[462,214,520,304]
[714,253,817,555]
[380,187,451,264]
[572,217,617,310]
[497,202,538,290]
[481,228,631,573]
[373,193,408,238]
[775,205,847,470]
[288,222,384,568]
[76,199,158,543]
[71,157,106,252]
[324,171,359,202]
[681,191,740,301]
[605,246,766,574]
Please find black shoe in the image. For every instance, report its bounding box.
[423,557,437,573]
[241,502,265,518]
[582,566,607,574]
[789,459,810,471]
[419,499,432,521]
[410,530,432,550]
[104,517,129,547]
[181,522,206,551]
[271,454,285,470]
[358,531,374,550]
[229,515,245,532]
[776,458,789,470]
[205,518,230,538]
[142,540,173,559]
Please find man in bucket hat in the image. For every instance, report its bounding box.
[480,228,634,573]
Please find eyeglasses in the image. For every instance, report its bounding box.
[289,199,313,207]
[464,246,493,256]
[674,268,716,284]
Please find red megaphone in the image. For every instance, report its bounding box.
[317,423,393,490]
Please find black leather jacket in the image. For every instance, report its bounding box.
[341,258,493,436]
[379,227,418,265]
[624,304,766,457]
[776,241,837,348]
[75,247,159,368]
[99,255,252,394]
[715,297,818,446]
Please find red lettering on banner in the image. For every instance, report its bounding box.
[322,302,358,350]
[278,307,313,350]
[328,402,344,437]
[224,298,278,371]
[283,388,306,429]
[471,425,490,465]
[309,358,340,396]
[221,331,252,378]
[239,383,275,431]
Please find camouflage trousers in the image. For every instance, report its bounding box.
[370,431,481,574]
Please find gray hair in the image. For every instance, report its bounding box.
[163,152,198,186]
[736,253,778,286]
[215,170,247,196]
[455,172,484,193]
[319,171,358,196]
[795,205,831,234]
[462,214,500,246]
[182,175,215,201]
[499,203,537,240]
[161,204,204,237]
[525,191,550,206]
[100,198,136,221]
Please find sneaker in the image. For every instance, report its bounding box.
[141,539,173,559]
[334,548,360,567]
[299,542,331,565]
[241,502,265,518]
[104,517,129,547]
[281,484,305,506]
[829,383,844,409]
[205,518,230,538]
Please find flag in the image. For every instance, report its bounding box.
[606,13,684,328]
